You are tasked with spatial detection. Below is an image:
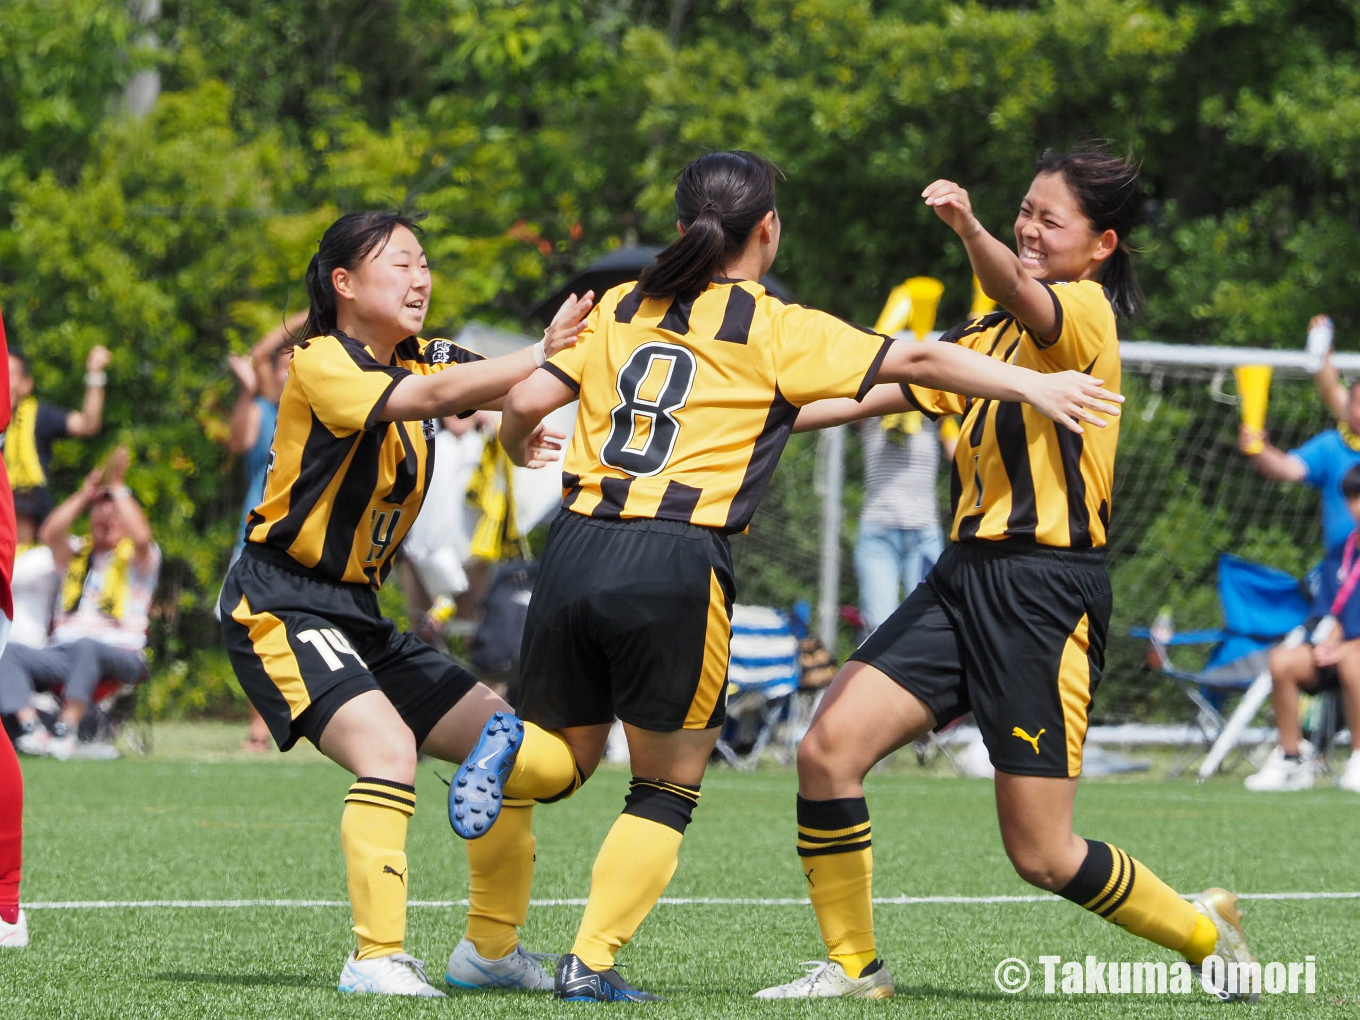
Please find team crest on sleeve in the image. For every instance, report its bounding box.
[422,419,436,439]
[426,339,455,364]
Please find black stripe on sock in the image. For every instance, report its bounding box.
[345,788,417,810]
[798,839,872,858]
[796,826,870,844]
[1056,838,1116,909]
[536,766,586,805]
[353,777,417,794]
[1098,854,1137,918]
[623,778,700,834]
[796,794,869,831]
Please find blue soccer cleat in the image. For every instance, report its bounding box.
[554,953,662,1002]
[450,711,523,839]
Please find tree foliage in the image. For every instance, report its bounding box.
[1,0,1357,714]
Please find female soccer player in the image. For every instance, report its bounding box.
[756,148,1256,1002]
[468,150,1123,1001]
[219,211,591,997]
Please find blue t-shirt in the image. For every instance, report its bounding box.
[235,397,278,550]
[1316,536,1360,638]
[1289,429,1360,554]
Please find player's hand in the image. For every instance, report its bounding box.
[1313,639,1341,668]
[86,345,112,374]
[505,424,565,469]
[922,180,983,239]
[1025,371,1123,434]
[1238,424,1268,456]
[228,352,258,394]
[543,291,595,359]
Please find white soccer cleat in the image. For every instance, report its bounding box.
[1244,742,1314,791]
[1338,754,1360,794]
[445,938,556,991]
[1191,888,1258,1004]
[754,960,894,999]
[13,725,50,757]
[0,910,28,948]
[45,731,76,762]
[337,951,446,997]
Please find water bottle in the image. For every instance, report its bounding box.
[1148,606,1173,667]
[1306,316,1334,373]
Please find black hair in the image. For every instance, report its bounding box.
[1343,463,1360,500]
[638,151,784,300]
[294,211,425,343]
[1034,144,1143,319]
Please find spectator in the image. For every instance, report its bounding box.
[1245,463,1360,792]
[0,490,60,653]
[854,412,956,633]
[6,448,159,760]
[221,315,303,751]
[4,344,111,510]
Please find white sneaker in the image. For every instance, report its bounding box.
[1191,888,1258,1003]
[69,741,120,761]
[445,938,555,991]
[755,960,894,999]
[0,910,28,948]
[1338,754,1360,793]
[1244,742,1314,791]
[14,725,50,757]
[337,951,446,997]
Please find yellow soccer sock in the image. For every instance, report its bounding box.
[342,778,415,961]
[464,799,536,960]
[570,779,699,971]
[503,722,582,803]
[1056,839,1202,956]
[797,795,877,978]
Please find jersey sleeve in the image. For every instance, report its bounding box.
[36,402,71,442]
[768,305,892,406]
[292,336,411,434]
[1024,279,1116,370]
[897,316,1003,419]
[541,299,606,394]
[1289,431,1337,490]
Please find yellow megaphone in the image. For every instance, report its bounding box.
[970,274,997,317]
[873,277,945,340]
[1234,365,1272,455]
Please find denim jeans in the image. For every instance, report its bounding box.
[854,521,944,633]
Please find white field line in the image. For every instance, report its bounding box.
[25,890,1360,910]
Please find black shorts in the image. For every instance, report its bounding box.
[515,511,735,732]
[220,545,478,751]
[851,540,1111,778]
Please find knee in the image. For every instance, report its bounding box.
[1005,845,1071,893]
[796,722,857,787]
[365,730,419,785]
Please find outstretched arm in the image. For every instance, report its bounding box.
[499,370,576,467]
[793,386,912,433]
[379,292,593,422]
[1239,427,1308,483]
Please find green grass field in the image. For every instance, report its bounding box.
[3,724,1357,1018]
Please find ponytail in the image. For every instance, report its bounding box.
[639,151,783,300]
[1099,245,1143,320]
[290,210,424,346]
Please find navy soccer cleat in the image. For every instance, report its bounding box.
[554,953,661,1002]
[449,711,523,839]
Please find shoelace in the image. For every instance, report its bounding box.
[389,953,433,986]
[519,947,558,966]
[788,961,835,990]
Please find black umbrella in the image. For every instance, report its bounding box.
[530,245,796,325]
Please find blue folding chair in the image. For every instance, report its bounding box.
[1133,554,1311,778]
[714,605,802,769]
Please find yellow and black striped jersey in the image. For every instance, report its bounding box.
[904,279,1119,549]
[245,331,483,588]
[545,278,891,532]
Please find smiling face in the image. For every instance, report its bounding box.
[332,224,431,348]
[1013,172,1115,284]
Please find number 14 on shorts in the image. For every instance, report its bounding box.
[297,628,368,672]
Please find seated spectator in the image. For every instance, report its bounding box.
[5,448,158,760]
[4,344,110,514]
[1245,463,1360,793]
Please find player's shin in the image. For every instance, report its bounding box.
[464,799,536,959]
[570,779,699,971]
[1056,839,1217,960]
[343,778,416,960]
[797,795,878,978]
